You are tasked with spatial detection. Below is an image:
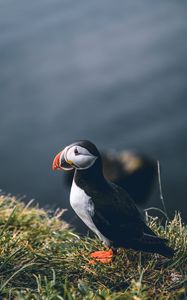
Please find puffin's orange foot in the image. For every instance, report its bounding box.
[89,249,114,264]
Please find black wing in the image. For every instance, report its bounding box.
[92,182,152,247]
[90,182,174,257]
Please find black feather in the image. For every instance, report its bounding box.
[129,234,175,258]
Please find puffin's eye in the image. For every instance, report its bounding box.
[74,147,79,155]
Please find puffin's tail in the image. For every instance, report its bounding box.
[130,234,175,258]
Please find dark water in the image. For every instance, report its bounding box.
[0,1,187,224]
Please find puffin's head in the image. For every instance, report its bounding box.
[52,140,100,171]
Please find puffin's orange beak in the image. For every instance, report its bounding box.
[52,151,63,170]
[52,150,74,171]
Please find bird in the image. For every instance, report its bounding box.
[63,149,157,206]
[52,140,174,263]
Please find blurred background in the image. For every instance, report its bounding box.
[0,0,187,226]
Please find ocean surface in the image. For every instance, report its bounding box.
[0,0,187,226]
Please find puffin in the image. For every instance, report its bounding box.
[63,149,157,206]
[52,140,174,263]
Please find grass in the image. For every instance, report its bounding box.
[0,195,186,299]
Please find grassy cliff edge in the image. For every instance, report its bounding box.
[0,195,186,299]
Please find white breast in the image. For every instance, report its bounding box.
[70,180,110,246]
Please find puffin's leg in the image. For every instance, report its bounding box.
[89,248,115,264]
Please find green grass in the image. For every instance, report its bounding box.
[0,195,186,300]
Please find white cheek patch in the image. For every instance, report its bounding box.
[75,155,97,169]
[66,146,97,169]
